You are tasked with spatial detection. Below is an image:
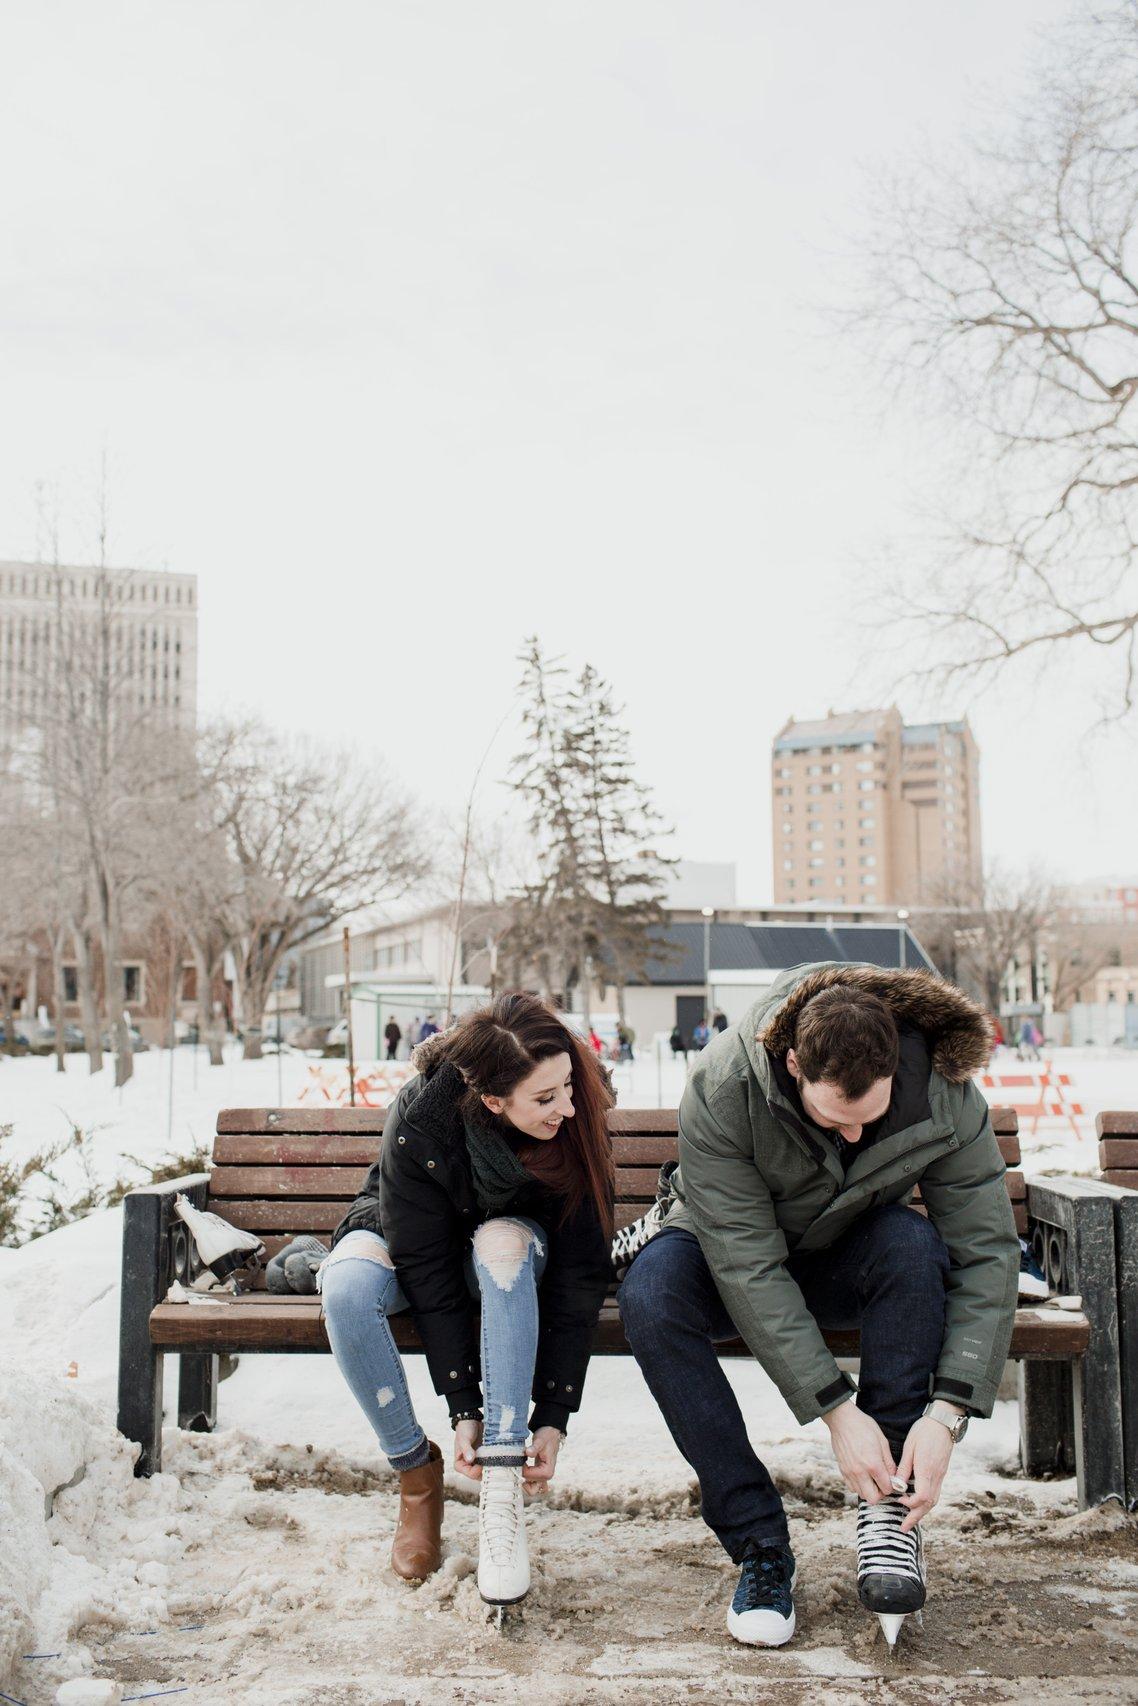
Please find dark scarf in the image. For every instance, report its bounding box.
[463,1116,533,1217]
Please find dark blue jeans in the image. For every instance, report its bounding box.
[618,1205,950,1561]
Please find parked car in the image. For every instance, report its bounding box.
[100,1026,150,1053]
[0,1025,31,1052]
[321,1019,349,1057]
[29,1022,87,1053]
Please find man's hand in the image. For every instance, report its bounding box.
[896,1416,955,1532]
[822,1399,897,1503]
[523,1426,563,1490]
[453,1418,483,1481]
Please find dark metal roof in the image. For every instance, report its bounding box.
[634,920,934,985]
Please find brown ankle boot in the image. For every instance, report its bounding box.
[390,1441,444,1580]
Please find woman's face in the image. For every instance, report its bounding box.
[482,1051,574,1142]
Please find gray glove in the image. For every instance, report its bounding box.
[266,1235,329,1294]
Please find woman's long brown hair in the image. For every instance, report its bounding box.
[440,991,615,1237]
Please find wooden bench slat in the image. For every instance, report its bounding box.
[222,1199,654,1234]
[211,1162,666,1200]
[1097,1111,1138,1137]
[1099,1138,1138,1168]
[148,1295,1089,1359]
[1102,1169,1138,1190]
[212,1128,1022,1169]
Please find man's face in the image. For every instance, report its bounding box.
[785,1048,892,1143]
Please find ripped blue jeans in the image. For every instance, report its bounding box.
[317,1216,547,1470]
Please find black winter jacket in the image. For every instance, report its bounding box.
[331,1056,612,1433]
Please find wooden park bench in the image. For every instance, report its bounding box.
[118,1105,1112,1502]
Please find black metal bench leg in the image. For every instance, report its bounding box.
[117,1190,167,1477]
[1018,1361,1075,1476]
[178,1353,218,1433]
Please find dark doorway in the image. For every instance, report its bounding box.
[675,994,704,1050]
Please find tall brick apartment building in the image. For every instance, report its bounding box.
[772,707,982,908]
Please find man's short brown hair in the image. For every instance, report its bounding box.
[792,986,900,1100]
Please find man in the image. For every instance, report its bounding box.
[619,962,1018,1649]
[383,1017,402,1061]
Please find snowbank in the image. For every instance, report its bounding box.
[0,1369,179,1696]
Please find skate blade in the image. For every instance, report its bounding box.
[490,1602,526,1635]
[878,1613,906,1648]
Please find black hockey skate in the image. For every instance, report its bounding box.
[856,1487,925,1648]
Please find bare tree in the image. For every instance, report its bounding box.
[921,862,1056,1013]
[207,722,429,1058]
[859,2,1138,715]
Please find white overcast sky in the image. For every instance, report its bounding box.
[2,0,1128,902]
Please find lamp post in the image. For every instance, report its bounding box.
[897,908,910,970]
[701,906,715,1030]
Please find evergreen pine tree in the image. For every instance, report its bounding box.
[567,663,675,1022]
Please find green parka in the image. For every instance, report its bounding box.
[667,963,1019,1425]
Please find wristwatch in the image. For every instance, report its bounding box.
[922,1400,969,1443]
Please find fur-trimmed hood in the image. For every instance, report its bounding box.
[410,1029,453,1080]
[757,963,992,1085]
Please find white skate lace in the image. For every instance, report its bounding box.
[856,1495,924,1585]
[480,1467,522,1564]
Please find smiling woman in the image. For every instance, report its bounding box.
[317,991,615,1612]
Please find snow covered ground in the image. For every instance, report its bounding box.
[1,1044,1137,1702]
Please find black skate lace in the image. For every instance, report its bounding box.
[735,1546,793,1612]
[856,1495,924,1585]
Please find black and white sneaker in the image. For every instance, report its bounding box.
[856,1489,925,1646]
[1017,1238,1049,1301]
[726,1541,796,1646]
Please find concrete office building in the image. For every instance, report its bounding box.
[772,706,982,908]
[0,560,198,742]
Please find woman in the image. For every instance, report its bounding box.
[318,992,615,1607]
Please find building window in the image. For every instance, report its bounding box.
[809,877,824,889]
[835,857,846,868]
[856,760,874,772]
[807,784,822,795]
[777,766,792,778]
[63,965,78,1003]
[829,762,841,774]
[860,835,874,847]
[861,872,877,886]
[809,857,825,867]
[782,821,793,835]
[807,764,823,776]
[859,779,875,792]
[808,819,823,832]
[123,965,144,1005]
[859,816,875,829]
[859,855,877,867]
[809,839,824,851]
[830,782,842,793]
[783,859,794,871]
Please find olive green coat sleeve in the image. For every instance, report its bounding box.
[919,1078,1019,1417]
[677,1073,855,1426]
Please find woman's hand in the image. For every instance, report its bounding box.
[523,1426,563,1489]
[453,1418,483,1481]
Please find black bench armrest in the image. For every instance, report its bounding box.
[117,1173,211,1473]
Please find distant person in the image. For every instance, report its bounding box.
[420,1014,440,1043]
[670,1025,688,1061]
[407,1016,423,1052]
[384,1018,402,1061]
[1017,1019,1040,1062]
[692,1019,711,1051]
[990,1017,1006,1056]
[618,1022,636,1062]
[588,1026,604,1057]
[712,1012,728,1034]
